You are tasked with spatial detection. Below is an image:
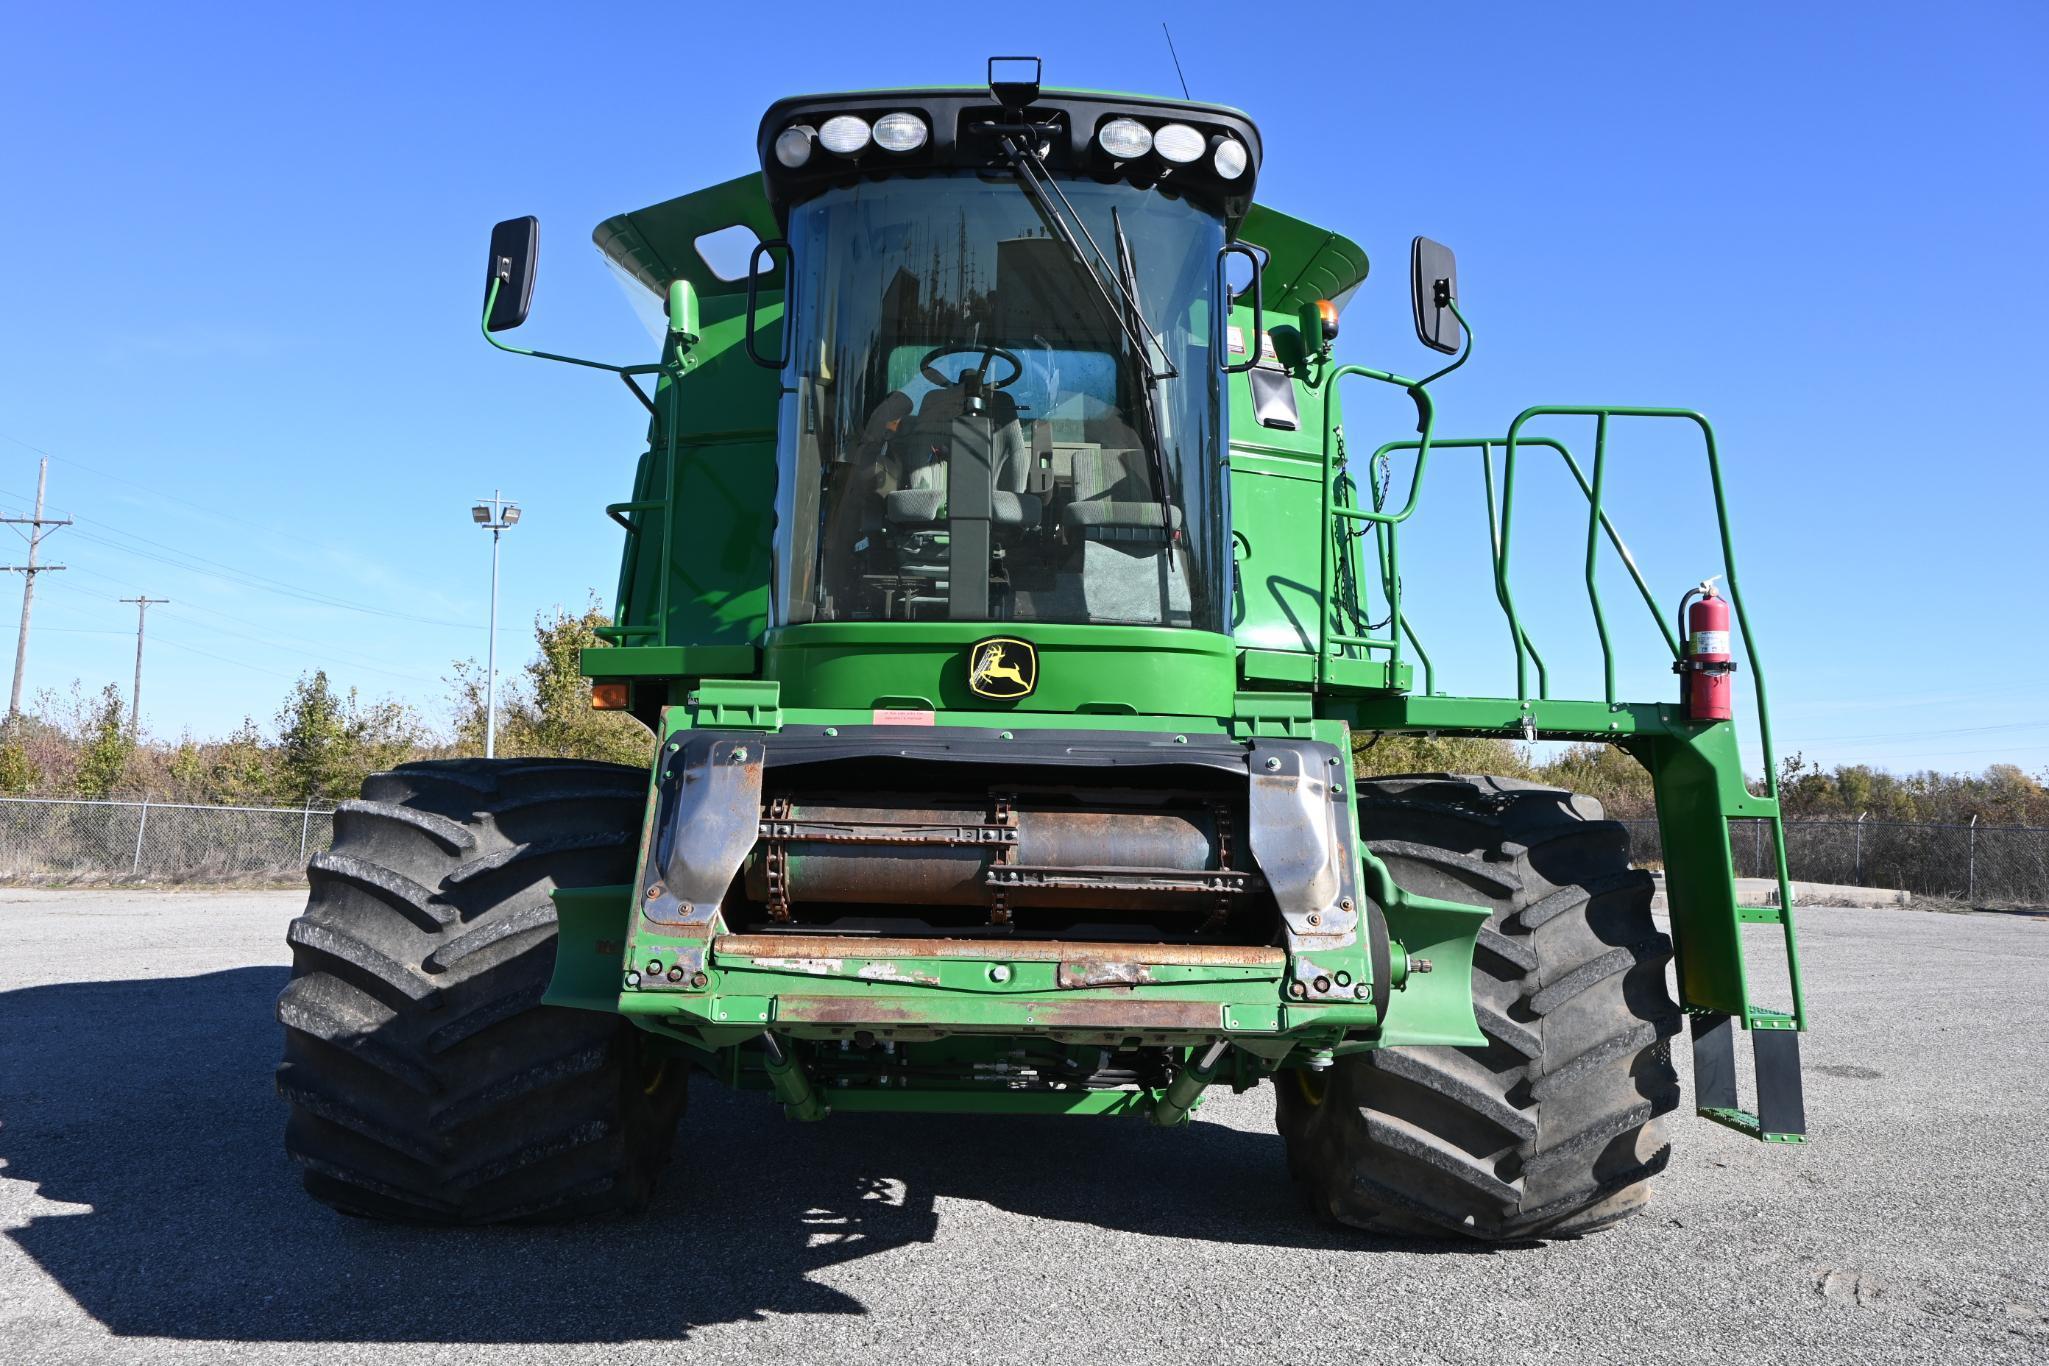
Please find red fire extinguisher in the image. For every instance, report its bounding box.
[1677,578,1736,722]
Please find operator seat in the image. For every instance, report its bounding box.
[1061,447,1181,536]
[1057,444,1191,626]
[882,384,1042,528]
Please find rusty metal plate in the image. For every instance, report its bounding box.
[712,934,1283,966]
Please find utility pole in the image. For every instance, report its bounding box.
[119,596,168,736]
[1,458,71,719]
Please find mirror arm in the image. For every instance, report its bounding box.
[1412,297,1474,389]
[480,277,676,417]
[1324,297,1473,431]
[616,368,660,418]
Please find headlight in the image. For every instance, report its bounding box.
[873,112,928,153]
[774,126,814,168]
[1097,117,1153,159]
[1153,123,1204,164]
[819,115,873,155]
[1213,137,1248,180]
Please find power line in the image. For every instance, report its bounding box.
[0,429,300,545]
[60,525,477,629]
[148,633,308,683]
[35,577,446,688]
[0,434,481,631]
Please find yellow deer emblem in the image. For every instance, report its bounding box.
[968,637,1036,699]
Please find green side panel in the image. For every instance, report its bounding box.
[1230,445,1327,660]
[1630,721,1785,1020]
[1239,647,1317,685]
[1368,893,1490,1048]
[611,292,781,651]
[1223,288,1351,679]
[545,884,633,1013]
[593,172,781,299]
[1237,203,1370,311]
[580,644,758,679]
[764,622,1238,717]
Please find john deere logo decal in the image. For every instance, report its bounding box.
[968,637,1036,700]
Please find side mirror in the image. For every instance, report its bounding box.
[1410,236,1460,355]
[484,216,539,333]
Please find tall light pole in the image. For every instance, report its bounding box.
[471,492,520,758]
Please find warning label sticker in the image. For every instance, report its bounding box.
[1225,326,1278,360]
[1691,630,1731,656]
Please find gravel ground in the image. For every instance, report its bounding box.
[2,888,2045,1365]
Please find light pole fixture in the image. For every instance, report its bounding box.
[472,491,521,758]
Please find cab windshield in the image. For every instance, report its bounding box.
[774,172,1226,629]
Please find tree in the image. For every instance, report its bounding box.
[0,722,33,795]
[520,604,652,764]
[164,719,281,805]
[275,671,426,802]
[449,600,652,766]
[73,684,132,799]
[1353,731,1531,780]
[1534,742,1655,819]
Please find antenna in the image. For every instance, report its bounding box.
[1161,23,1191,99]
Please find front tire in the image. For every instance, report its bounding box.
[276,758,685,1223]
[1279,774,1680,1240]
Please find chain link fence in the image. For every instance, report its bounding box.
[0,797,336,883]
[1623,817,2049,906]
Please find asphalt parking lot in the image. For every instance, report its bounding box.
[2,889,2045,1365]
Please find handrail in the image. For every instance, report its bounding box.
[1498,408,1776,779]
[607,498,666,534]
[1475,441,1547,698]
[1498,407,1797,1017]
[1329,429,1693,706]
[604,497,670,639]
[1317,367,1436,685]
[1317,394,1800,1033]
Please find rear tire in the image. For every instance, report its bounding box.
[276,758,684,1224]
[1278,774,1680,1240]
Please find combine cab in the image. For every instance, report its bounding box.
[278,59,1807,1239]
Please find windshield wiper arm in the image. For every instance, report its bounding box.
[984,125,1178,381]
[1112,205,1177,533]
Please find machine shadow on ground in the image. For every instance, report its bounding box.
[0,966,1476,1344]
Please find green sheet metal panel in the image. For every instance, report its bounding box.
[610,292,779,652]
[594,173,781,299]
[1237,203,1370,312]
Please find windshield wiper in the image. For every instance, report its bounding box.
[1112,205,1178,534]
[982,124,1178,381]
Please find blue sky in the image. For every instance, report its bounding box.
[1,2,2043,773]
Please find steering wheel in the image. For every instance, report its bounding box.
[920,343,1023,391]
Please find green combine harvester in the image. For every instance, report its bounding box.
[277,60,1808,1240]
